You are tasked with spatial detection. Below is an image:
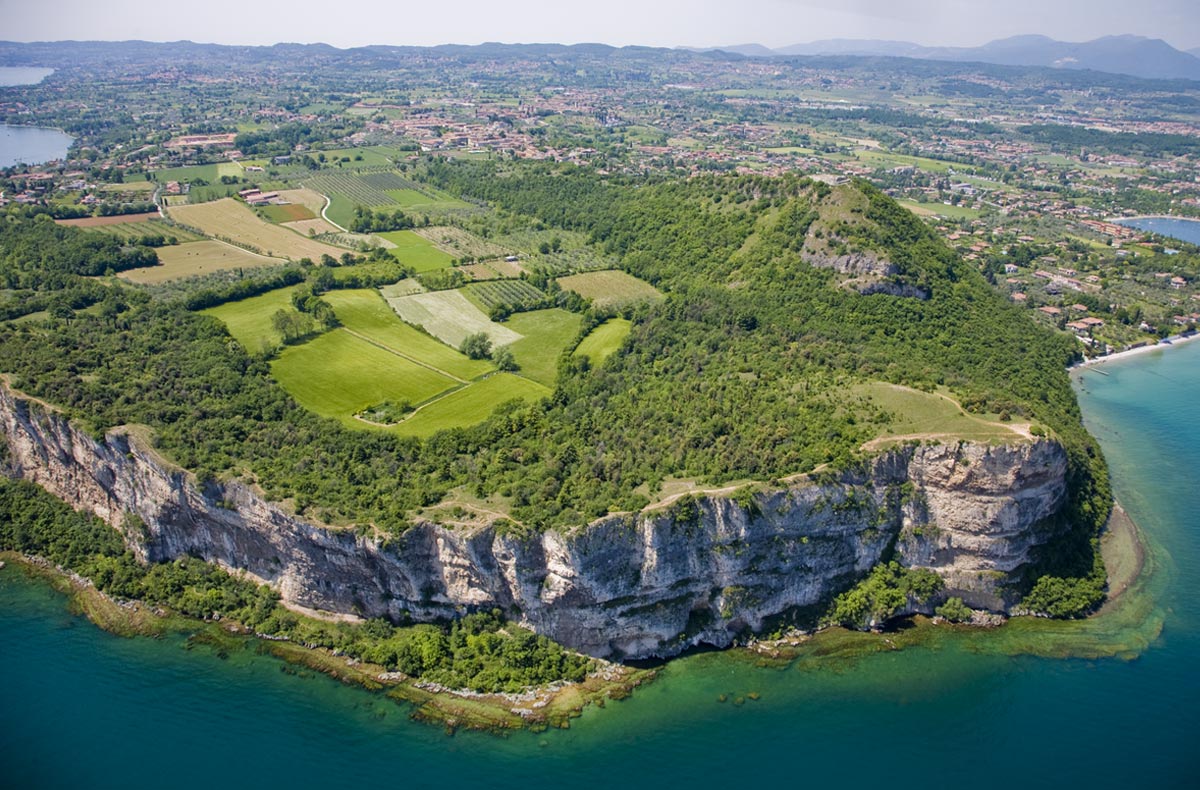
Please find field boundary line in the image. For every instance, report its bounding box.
[341,327,470,383]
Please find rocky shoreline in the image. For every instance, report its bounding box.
[0,384,1073,660]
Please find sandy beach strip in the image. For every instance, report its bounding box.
[1072,331,1200,370]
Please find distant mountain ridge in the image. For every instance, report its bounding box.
[2,36,1198,83]
[707,35,1200,82]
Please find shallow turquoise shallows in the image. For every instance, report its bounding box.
[3,343,1200,789]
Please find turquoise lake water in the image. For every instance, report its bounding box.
[2,343,1199,788]
[1113,216,1200,246]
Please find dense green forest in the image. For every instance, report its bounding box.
[0,163,1109,614]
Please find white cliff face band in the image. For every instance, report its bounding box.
[0,387,1064,659]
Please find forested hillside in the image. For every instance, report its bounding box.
[0,165,1108,595]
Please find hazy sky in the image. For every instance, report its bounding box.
[3,0,1199,51]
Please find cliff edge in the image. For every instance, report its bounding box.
[0,386,1067,659]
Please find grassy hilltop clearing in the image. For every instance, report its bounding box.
[0,162,1108,616]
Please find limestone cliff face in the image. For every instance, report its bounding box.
[0,387,1067,659]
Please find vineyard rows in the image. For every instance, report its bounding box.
[463,279,546,310]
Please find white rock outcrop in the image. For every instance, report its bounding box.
[1,386,1067,659]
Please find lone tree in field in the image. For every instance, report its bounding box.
[460,331,492,360]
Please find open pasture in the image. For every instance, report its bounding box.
[557,270,662,309]
[378,230,454,272]
[854,149,956,174]
[201,285,301,351]
[573,318,632,365]
[119,240,277,284]
[393,373,550,438]
[501,309,582,387]
[271,329,457,427]
[387,288,522,349]
[167,198,347,261]
[852,382,1026,447]
[323,289,493,380]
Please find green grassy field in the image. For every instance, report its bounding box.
[394,373,550,437]
[557,270,662,309]
[386,288,522,349]
[378,230,455,272]
[152,163,244,183]
[323,289,493,380]
[121,241,278,284]
[573,318,632,364]
[502,309,582,386]
[315,147,398,167]
[259,204,316,223]
[201,285,301,352]
[272,329,457,426]
[852,382,1023,446]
